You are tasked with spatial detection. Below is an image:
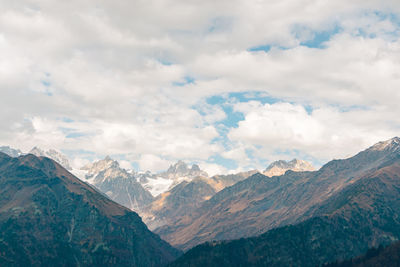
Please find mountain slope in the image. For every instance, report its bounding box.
[326,241,400,266]
[143,177,217,230]
[0,152,180,266]
[157,137,400,250]
[170,157,400,266]
[208,170,259,191]
[81,157,154,212]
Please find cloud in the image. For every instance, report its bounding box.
[1,0,400,172]
[137,154,172,173]
[228,102,400,162]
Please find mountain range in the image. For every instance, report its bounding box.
[78,157,314,231]
[2,138,400,266]
[157,137,400,251]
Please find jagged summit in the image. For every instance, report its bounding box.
[191,164,201,171]
[167,160,188,174]
[164,161,208,179]
[29,146,72,170]
[263,158,314,177]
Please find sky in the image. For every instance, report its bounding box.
[1,0,400,175]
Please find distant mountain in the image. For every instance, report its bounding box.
[142,177,217,230]
[208,170,259,191]
[157,137,400,250]
[139,161,208,197]
[29,147,72,170]
[0,146,22,157]
[81,156,154,212]
[141,170,259,230]
[170,152,400,266]
[263,158,314,177]
[0,152,181,266]
[163,161,208,180]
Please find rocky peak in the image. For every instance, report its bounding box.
[191,164,201,171]
[263,158,314,177]
[167,160,189,174]
[81,156,129,183]
[29,146,72,170]
[163,161,208,179]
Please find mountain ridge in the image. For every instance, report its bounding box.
[0,152,181,266]
[170,154,400,266]
[157,137,400,250]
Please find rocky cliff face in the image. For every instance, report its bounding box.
[0,152,181,267]
[81,156,154,212]
[157,137,400,251]
[170,152,400,266]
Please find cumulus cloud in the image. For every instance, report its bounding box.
[229,102,400,162]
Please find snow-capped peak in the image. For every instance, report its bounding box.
[137,161,208,197]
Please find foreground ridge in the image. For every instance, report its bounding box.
[0,152,181,266]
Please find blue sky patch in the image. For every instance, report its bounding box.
[66,132,87,139]
[209,154,237,170]
[172,76,195,86]
[248,44,271,52]
[300,25,341,48]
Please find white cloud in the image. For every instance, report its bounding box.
[197,162,228,177]
[229,102,400,162]
[137,154,172,173]
[0,0,400,172]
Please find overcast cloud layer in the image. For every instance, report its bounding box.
[1,0,400,174]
